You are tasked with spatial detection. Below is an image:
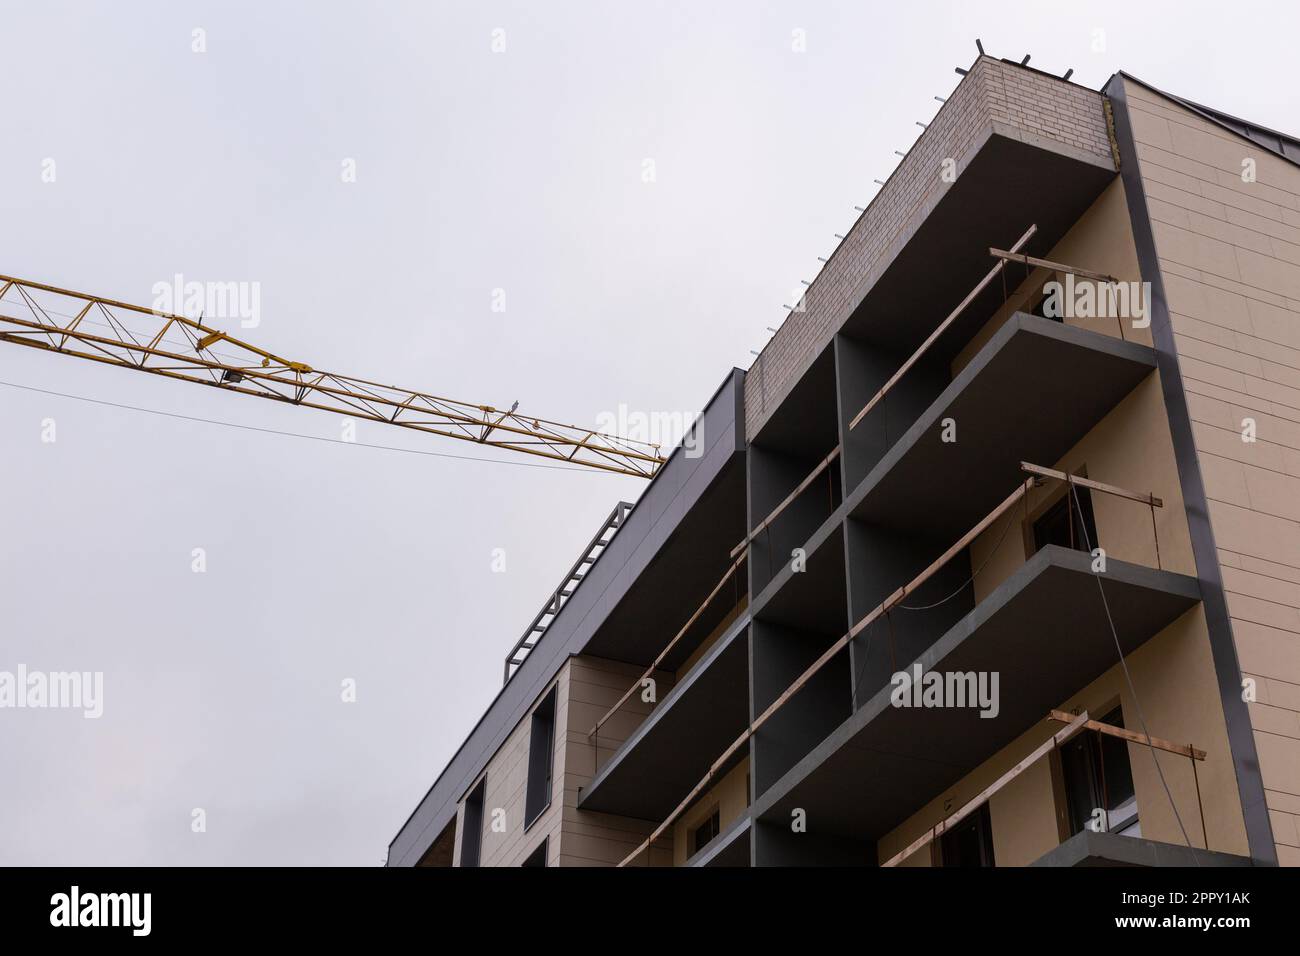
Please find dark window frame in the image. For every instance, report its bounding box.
[460,777,486,868]
[937,803,996,867]
[1060,705,1139,837]
[689,805,721,859]
[524,686,558,830]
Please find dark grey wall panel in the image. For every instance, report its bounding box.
[846,519,975,708]
[834,333,949,492]
[750,618,852,796]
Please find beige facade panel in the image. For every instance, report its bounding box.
[445,655,675,868]
[560,656,671,867]
[1125,76,1300,864]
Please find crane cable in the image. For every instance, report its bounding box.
[0,378,621,476]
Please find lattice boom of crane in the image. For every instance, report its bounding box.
[0,274,666,478]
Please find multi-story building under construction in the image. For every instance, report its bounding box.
[387,56,1300,868]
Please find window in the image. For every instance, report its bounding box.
[938,804,995,867]
[690,807,721,857]
[1032,482,1098,555]
[460,778,486,868]
[521,838,547,868]
[1060,706,1139,837]
[524,686,557,829]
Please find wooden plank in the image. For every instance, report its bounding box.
[881,710,1092,867]
[588,553,746,738]
[1048,709,1206,761]
[988,248,1118,284]
[729,447,841,560]
[1021,462,1163,509]
[848,224,1038,431]
[617,729,753,867]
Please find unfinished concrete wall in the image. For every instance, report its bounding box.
[745,56,1114,440]
[1121,77,1300,865]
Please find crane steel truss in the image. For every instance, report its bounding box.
[0,274,665,478]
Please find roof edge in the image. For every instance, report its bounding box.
[1111,70,1300,170]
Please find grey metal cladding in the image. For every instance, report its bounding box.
[387,367,745,866]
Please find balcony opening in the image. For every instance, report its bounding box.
[460,778,486,867]
[846,518,975,708]
[1059,705,1139,837]
[938,804,996,867]
[525,686,557,829]
[751,619,851,796]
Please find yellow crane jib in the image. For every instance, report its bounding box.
[0,273,663,478]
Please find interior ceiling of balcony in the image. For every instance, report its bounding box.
[582,456,746,667]
[750,346,839,458]
[840,133,1117,361]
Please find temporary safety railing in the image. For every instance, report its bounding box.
[504,501,633,684]
[848,224,1036,431]
[847,227,1120,431]
[617,463,1168,866]
[728,448,841,562]
[881,708,1207,867]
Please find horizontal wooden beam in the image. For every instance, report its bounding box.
[884,710,1207,867]
[1048,709,1206,761]
[882,710,1092,867]
[1020,461,1163,509]
[988,248,1118,285]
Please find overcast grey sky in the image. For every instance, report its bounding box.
[1,1,1295,866]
